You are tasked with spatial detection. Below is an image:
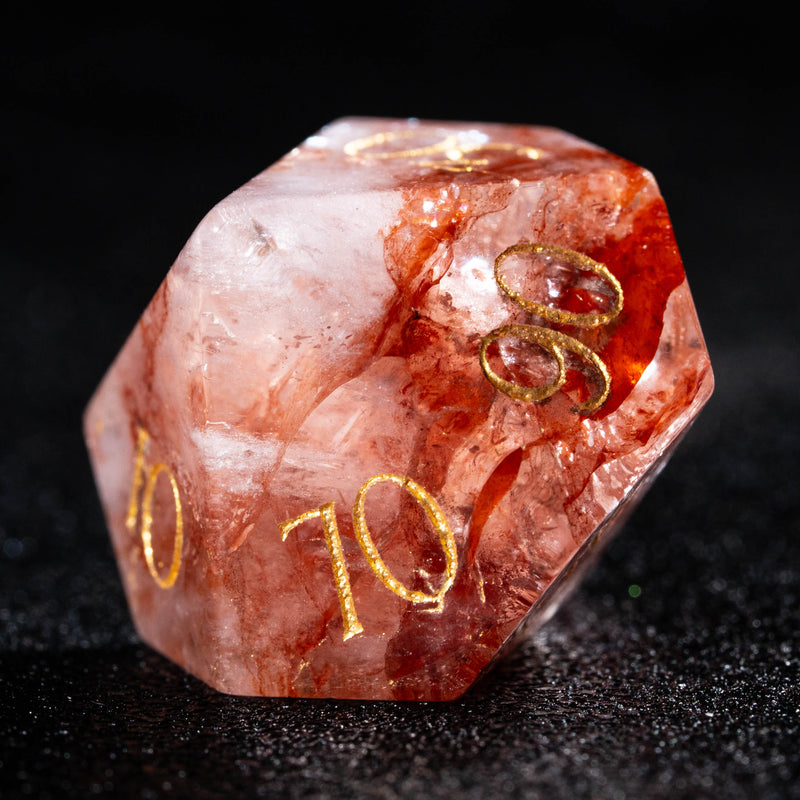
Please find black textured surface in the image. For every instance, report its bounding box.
[2,5,798,798]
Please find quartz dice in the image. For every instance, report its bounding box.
[84,118,713,700]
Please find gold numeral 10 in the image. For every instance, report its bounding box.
[280,473,458,641]
[126,427,184,589]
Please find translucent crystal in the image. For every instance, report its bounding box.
[84,118,713,700]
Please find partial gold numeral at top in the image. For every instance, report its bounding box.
[126,427,184,589]
[344,130,456,160]
[480,243,623,413]
[280,474,457,641]
[343,130,541,172]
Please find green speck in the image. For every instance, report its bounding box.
[628,584,642,599]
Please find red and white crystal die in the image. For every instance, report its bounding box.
[84,118,713,700]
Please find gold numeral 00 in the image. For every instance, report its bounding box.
[480,243,623,412]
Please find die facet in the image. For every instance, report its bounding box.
[84,118,713,700]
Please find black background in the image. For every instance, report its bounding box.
[1,3,798,798]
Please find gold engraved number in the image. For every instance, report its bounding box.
[344,130,540,171]
[353,474,457,611]
[126,427,184,589]
[494,243,623,328]
[280,502,364,641]
[280,474,457,641]
[344,130,455,160]
[480,243,623,413]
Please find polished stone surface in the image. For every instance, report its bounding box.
[84,119,711,700]
[2,5,797,796]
